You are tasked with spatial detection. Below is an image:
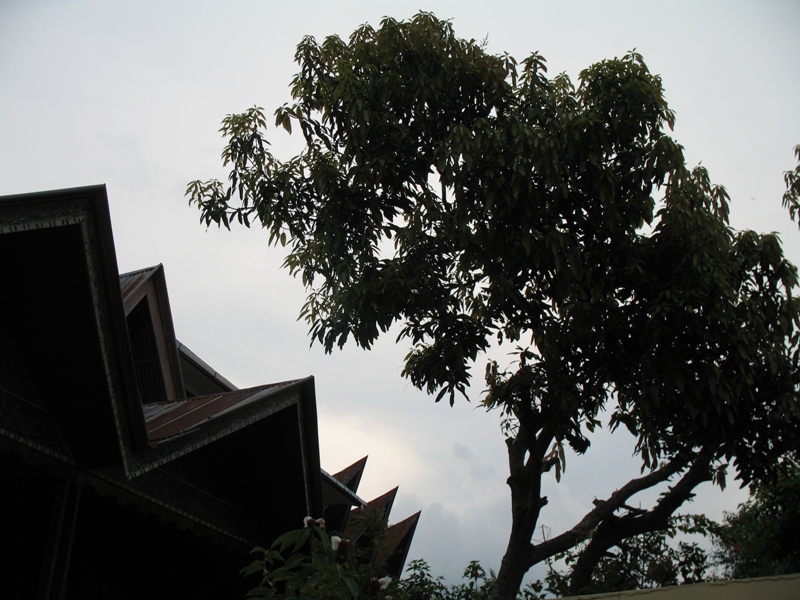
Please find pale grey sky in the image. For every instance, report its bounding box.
[2,0,798,584]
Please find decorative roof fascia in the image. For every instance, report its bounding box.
[0,186,148,472]
[129,377,313,477]
[321,468,367,509]
[176,340,238,392]
[120,264,186,403]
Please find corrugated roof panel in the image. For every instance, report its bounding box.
[119,265,159,302]
[142,380,298,445]
[332,456,368,490]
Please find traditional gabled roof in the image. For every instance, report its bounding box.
[0,185,323,546]
[323,456,369,533]
[143,381,298,446]
[379,511,422,579]
[120,264,185,404]
[0,185,417,575]
[344,486,398,542]
[122,267,239,399]
[333,455,368,492]
[362,487,398,516]
[122,374,324,541]
[340,485,420,578]
[0,185,146,470]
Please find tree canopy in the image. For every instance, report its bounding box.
[189,13,800,599]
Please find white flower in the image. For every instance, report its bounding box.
[303,516,314,527]
[331,535,342,550]
[378,576,392,590]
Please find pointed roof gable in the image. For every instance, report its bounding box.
[0,185,146,469]
[333,456,368,493]
[365,486,398,515]
[340,486,419,576]
[0,184,417,566]
[344,486,399,541]
[120,264,185,404]
[322,456,369,533]
[378,511,421,578]
[0,186,325,543]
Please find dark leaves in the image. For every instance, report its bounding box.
[188,13,800,485]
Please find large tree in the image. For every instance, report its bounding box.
[188,14,800,599]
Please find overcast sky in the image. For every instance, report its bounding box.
[2,0,799,586]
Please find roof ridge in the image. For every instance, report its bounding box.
[119,264,162,278]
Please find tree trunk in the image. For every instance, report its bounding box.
[488,447,700,599]
[492,528,536,600]
[489,424,545,600]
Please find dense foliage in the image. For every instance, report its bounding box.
[395,559,548,600]
[711,465,800,579]
[542,515,713,595]
[241,519,393,600]
[241,524,540,600]
[782,145,800,226]
[189,13,800,599]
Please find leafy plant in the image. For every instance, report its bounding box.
[711,463,800,579]
[241,519,393,600]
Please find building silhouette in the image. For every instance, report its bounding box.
[0,185,417,599]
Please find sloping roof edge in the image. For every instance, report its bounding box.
[332,455,368,493]
[129,377,315,477]
[321,468,367,509]
[0,185,148,471]
[298,376,323,520]
[344,486,400,541]
[380,510,421,578]
[120,264,186,403]
[176,340,237,392]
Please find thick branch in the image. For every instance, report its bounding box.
[568,449,714,594]
[528,452,692,565]
[507,403,538,468]
[507,422,553,516]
